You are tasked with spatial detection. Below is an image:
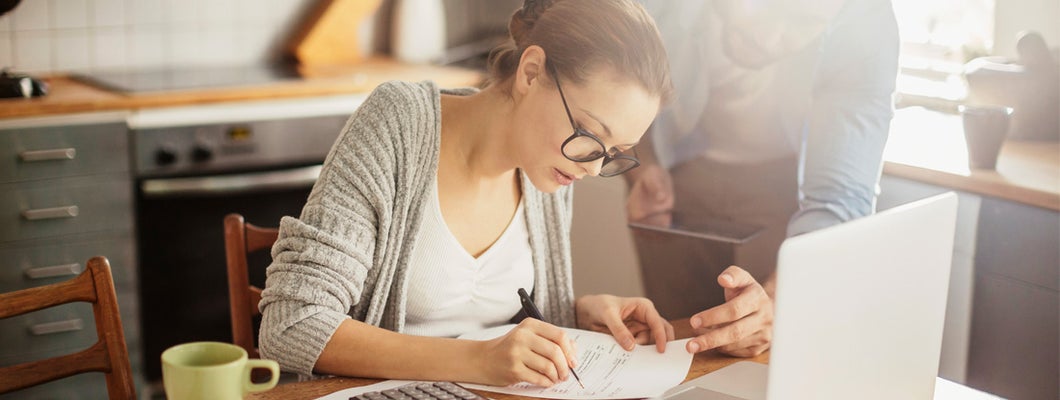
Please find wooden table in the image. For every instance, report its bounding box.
[247,319,768,400]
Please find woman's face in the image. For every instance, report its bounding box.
[512,66,660,193]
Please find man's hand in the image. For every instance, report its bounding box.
[686,266,774,357]
[626,164,674,225]
[575,294,675,353]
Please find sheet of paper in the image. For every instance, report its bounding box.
[458,324,693,399]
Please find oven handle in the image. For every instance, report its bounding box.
[141,165,322,197]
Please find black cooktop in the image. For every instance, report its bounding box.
[72,63,302,94]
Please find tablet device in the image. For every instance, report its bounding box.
[628,213,764,244]
[628,213,764,318]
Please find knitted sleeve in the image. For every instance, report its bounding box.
[257,81,432,376]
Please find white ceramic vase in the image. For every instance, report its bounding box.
[391,0,447,64]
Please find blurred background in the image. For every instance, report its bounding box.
[0,1,1056,399]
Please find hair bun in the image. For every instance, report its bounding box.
[510,0,557,46]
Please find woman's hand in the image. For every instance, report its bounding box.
[686,266,774,357]
[626,164,674,225]
[575,294,675,353]
[474,318,577,387]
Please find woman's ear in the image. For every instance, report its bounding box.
[513,45,547,97]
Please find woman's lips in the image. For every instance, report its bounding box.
[553,168,575,186]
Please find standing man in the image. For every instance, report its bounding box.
[630,0,899,356]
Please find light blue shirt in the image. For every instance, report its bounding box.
[642,0,900,236]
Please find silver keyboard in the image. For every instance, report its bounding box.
[350,382,487,400]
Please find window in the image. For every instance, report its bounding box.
[893,0,996,103]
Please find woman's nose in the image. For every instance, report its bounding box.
[580,158,605,177]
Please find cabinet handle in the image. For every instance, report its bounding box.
[30,319,84,335]
[25,263,82,280]
[22,206,79,221]
[19,148,77,162]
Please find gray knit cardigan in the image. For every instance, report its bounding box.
[258,80,577,377]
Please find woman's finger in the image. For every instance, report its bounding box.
[532,324,579,371]
[516,359,558,387]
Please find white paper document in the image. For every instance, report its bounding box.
[457,324,694,399]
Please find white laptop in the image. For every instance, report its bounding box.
[661,192,963,400]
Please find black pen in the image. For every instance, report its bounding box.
[517,288,585,389]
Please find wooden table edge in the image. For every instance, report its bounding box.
[247,318,769,400]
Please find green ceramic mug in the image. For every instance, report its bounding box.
[162,341,279,400]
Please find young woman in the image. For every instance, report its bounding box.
[259,0,674,387]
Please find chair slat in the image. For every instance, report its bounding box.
[224,213,279,360]
[0,257,136,399]
[0,272,96,318]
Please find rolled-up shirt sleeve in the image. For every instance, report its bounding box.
[257,88,400,376]
[788,0,899,237]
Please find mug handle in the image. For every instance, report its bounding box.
[243,359,280,393]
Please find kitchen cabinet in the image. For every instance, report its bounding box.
[966,196,1059,400]
[879,175,1059,400]
[0,112,145,399]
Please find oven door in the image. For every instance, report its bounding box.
[136,164,319,381]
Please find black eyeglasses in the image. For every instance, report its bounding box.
[552,68,640,177]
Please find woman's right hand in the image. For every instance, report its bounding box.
[627,163,674,225]
[474,318,577,387]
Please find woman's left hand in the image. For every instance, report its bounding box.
[575,294,674,352]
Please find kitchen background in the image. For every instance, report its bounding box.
[0,0,519,73]
[0,0,1056,399]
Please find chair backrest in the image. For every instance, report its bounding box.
[0,256,136,399]
[223,213,279,359]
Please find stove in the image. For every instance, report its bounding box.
[72,63,302,94]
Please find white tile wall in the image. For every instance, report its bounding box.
[0,34,11,65]
[0,13,12,32]
[126,24,165,68]
[93,26,126,68]
[126,0,164,26]
[0,0,319,73]
[13,30,51,71]
[165,0,198,26]
[93,0,125,27]
[11,0,49,31]
[53,0,91,30]
[0,0,517,74]
[54,29,92,70]
[198,0,236,25]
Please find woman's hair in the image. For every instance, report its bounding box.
[487,0,673,104]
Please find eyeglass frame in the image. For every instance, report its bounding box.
[550,64,640,177]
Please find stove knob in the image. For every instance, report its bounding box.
[191,145,213,162]
[155,147,178,166]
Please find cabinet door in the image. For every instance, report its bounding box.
[966,197,1060,399]
[0,373,106,400]
[967,274,1059,400]
[0,293,140,366]
[0,173,133,242]
[0,122,128,184]
[0,232,136,294]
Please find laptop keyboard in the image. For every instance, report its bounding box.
[349,382,487,400]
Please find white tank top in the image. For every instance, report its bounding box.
[404,178,535,337]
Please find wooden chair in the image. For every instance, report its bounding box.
[223,213,279,359]
[0,256,136,399]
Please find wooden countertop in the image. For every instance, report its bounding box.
[883,107,1059,211]
[0,58,485,119]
